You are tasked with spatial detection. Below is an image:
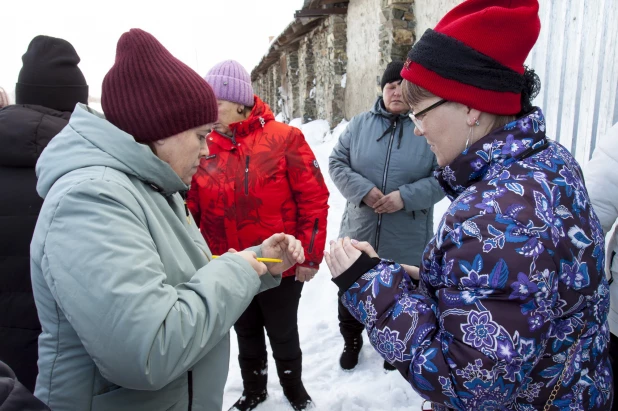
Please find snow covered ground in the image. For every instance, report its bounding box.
[222,119,450,411]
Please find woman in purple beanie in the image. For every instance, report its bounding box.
[189,60,330,411]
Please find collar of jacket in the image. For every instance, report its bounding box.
[228,95,275,138]
[207,129,237,151]
[371,97,410,122]
[435,107,548,200]
[36,104,188,198]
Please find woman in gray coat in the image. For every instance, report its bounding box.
[329,61,444,371]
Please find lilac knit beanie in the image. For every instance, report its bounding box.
[204,60,254,107]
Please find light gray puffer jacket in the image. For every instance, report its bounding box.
[30,104,281,410]
[329,97,444,265]
[585,121,618,336]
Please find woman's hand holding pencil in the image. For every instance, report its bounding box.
[211,233,304,276]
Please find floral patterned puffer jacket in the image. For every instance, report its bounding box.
[340,109,613,410]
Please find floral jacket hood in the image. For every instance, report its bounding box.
[340,109,612,410]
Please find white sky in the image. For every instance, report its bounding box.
[1,0,304,98]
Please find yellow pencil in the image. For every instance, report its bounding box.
[211,255,283,263]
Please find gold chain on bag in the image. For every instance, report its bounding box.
[543,323,586,411]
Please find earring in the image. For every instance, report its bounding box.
[475,119,480,126]
[463,126,473,154]
[237,107,243,114]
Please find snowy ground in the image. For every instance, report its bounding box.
[222,119,450,411]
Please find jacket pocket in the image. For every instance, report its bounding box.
[308,218,319,254]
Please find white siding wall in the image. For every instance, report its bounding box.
[526,0,618,165]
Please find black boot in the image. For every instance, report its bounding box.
[229,390,268,411]
[229,358,268,411]
[383,360,396,371]
[339,335,363,370]
[276,357,313,410]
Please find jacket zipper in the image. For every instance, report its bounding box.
[308,218,319,254]
[244,155,250,196]
[187,370,193,410]
[375,121,397,252]
[180,191,190,225]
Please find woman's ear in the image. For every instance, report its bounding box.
[467,107,483,126]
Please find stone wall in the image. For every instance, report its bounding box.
[253,15,347,125]
[253,64,278,115]
[314,15,347,125]
[253,0,417,126]
[283,51,301,119]
[344,0,381,119]
[345,0,417,119]
[297,36,317,122]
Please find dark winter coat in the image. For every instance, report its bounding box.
[329,97,444,265]
[0,104,70,392]
[0,360,49,411]
[188,96,330,276]
[336,109,613,410]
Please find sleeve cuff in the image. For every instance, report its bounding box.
[300,261,320,269]
[332,252,381,295]
[247,245,263,258]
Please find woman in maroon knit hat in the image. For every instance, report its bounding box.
[325,0,613,410]
[29,29,306,411]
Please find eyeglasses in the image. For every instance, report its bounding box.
[409,99,448,133]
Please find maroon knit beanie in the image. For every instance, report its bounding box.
[102,29,217,142]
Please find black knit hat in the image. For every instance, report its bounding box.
[380,61,405,90]
[15,35,88,112]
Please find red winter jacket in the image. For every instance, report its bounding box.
[187,96,329,277]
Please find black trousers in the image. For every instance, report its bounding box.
[234,276,304,363]
[338,297,364,340]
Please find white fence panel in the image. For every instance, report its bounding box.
[527,0,618,165]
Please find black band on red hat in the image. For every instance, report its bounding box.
[408,29,525,93]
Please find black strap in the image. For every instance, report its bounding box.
[397,120,404,149]
[609,251,616,285]
[377,118,396,142]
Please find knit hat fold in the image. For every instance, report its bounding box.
[380,61,404,90]
[15,35,88,112]
[102,29,217,142]
[402,0,540,115]
[204,60,254,107]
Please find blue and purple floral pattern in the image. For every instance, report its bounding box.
[340,109,613,410]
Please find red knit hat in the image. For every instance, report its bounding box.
[402,0,541,115]
[102,29,217,142]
